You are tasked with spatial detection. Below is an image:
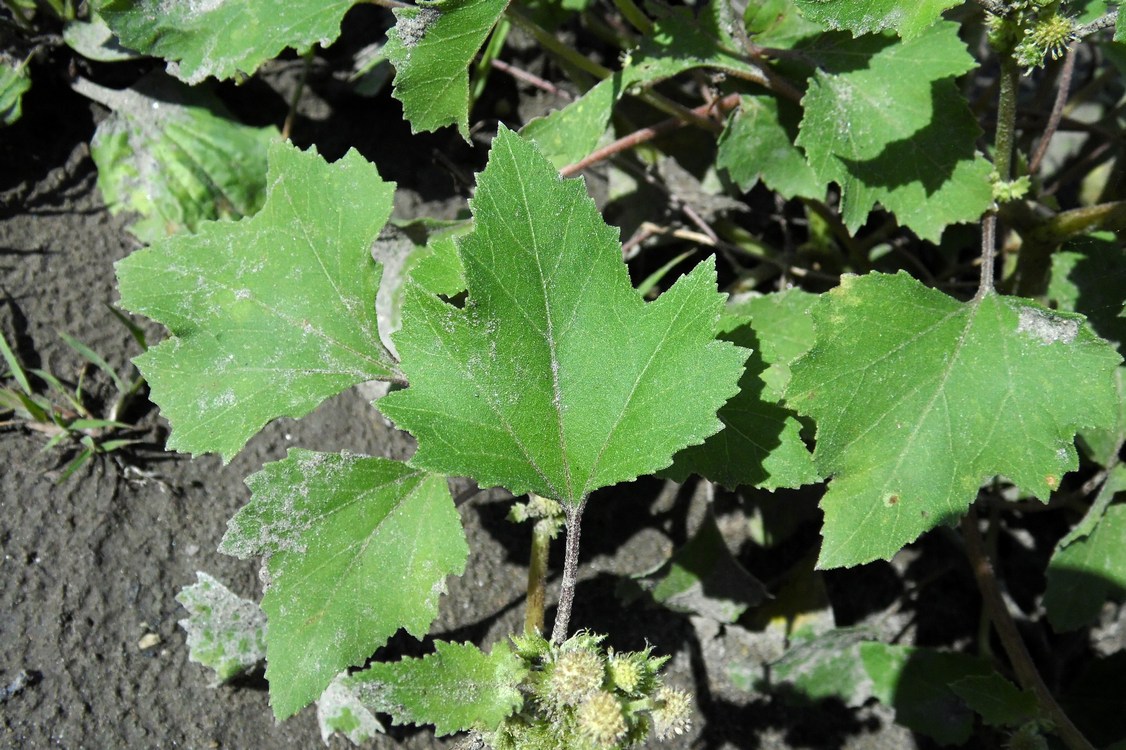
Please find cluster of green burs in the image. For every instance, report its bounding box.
[987,0,1078,70]
[486,632,692,750]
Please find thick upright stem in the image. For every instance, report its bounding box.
[550,500,586,644]
[979,55,1021,299]
[524,515,553,635]
[961,510,1096,750]
[994,56,1020,186]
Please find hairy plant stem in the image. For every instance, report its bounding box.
[524,503,554,635]
[961,509,1096,750]
[979,54,1020,299]
[1075,10,1118,38]
[550,500,586,644]
[491,59,574,101]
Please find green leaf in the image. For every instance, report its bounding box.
[766,627,874,704]
[738,289,819,402]
[769,629,1007,744]
[75,74,275,243]
[1048,235,1126,353]
[0,329,34,397]
[797,22,993,242]
[744,0,826,49]
[1048,237,1126,464]
[717,95,822,201]
[787,272,1122,568]
[521,76,621,170]
[384,0,510,137]
[646,510,768,622]
[317,674,385,745]
[176,572,267,684]
[348,640,527,736]
[219,450,468,718]
[860,643,993,745]
[378,128,746,506]
[373,220,470,357]
[948,674,1038,728]
[64,14,142,62]
[95,0,355,84]
[664,291,819,491]
[1061,463,1126,548]
[0,59,31,127]
[405,225,468,299]
[793,0,959,38]
[1078,366,1126,467]
[622,2,762,87]
[1044,502,1126,631]
[116,141,396,461]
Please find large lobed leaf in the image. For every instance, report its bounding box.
[348,640,527,736]
[219,450,468,718]
[793,0,960,39]
[379,127,746,506]
[787,272,1121,568]
[384,0,510,137]
[116,141,396,461]
[96,0,356,84]
[797,21,993,242]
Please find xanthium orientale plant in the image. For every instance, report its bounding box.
[87,0,1126,747]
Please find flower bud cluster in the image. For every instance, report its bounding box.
[487,631,692,750]
[986,0,1075,72]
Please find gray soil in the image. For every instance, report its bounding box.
[0,49,920,750]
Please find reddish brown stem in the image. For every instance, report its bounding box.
[1029,43,1078,176]
[491,59,574,101]
[961,510,1095,750]
[561,94,739,177]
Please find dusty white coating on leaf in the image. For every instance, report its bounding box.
[317,673,385,745]
[396,7,441,49]
[1017,306,1079,345]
